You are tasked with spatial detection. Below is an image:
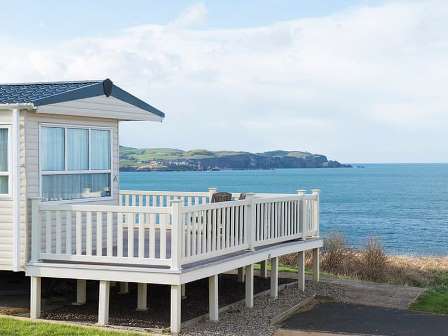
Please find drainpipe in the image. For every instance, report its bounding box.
[11,108,20,272]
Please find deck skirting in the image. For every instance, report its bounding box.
[26,239,322,285]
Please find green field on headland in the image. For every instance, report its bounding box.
[119,146,351,171]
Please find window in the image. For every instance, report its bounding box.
[0,126,10,196]
[40,125,112,201]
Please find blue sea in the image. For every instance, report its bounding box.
[120,164,448,256]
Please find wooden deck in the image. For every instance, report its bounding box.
[26,189,322,334]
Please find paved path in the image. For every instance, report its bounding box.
[277,302,448,336]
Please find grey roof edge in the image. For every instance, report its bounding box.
[33,79,165,119]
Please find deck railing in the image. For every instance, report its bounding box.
[30,189,319,269]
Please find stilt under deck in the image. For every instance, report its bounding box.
[27,189,322,334]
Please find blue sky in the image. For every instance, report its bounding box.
[1,0,447,163]
[2,0,383,44]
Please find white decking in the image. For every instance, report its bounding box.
[26,189,323,334]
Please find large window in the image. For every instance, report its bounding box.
[0,126,10,196]
[40,125,112,201]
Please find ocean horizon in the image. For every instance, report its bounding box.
[120,163,448,256]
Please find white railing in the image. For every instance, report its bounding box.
[30,189,319,269]
[119,190,215,207]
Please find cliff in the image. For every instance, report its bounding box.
[120,147,351,171]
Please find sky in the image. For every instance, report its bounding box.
[0,0,446,163]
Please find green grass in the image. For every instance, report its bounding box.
[411,272,448,315]
[0,317,143,336]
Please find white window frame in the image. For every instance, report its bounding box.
[0,125,12,199]
[39,123,113,203]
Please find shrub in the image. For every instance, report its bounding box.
[358,237,387,281]
[321,233,349,274]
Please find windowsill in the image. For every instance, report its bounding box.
[0,195,12,201]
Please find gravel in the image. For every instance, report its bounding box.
[181,280,346,336]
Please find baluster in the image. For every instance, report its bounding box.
[55,210,62,254]
[239,205,243,245]
[192,211,197,256]
[236,205,240,246]
[186,212,192,257]
[221,208,226,249]
[212,209,217,252]
[97,212,103,256]
[149,213,156,258]
[75,211,82,255]
[206,209,212,252]
[138,212,145,259]
[117,213,123,257]
[128,213,135,257]
[106,212,113,256]
[201,211,206,254]
[86,212,92,256]
[160,213,167,259]
[66,211,72,255]
[230,206,235,247]
[45,211,52,254]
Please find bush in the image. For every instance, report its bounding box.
[358,237,387,281]
[321,233,348,274]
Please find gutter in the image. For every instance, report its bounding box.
[1,104,35,271]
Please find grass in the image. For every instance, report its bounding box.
[0,316,142,336]
[411,272,448,315]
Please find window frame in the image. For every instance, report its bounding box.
[0,124,12,199]
[39,123,113,203]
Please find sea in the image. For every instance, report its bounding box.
[120,164,448,256]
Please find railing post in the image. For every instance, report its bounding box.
[297,190,307,240]
[171,200,183,270]
[245,193,256,251]
[311,189,320,237]
[208,187,217,203]
[31,198,41,262]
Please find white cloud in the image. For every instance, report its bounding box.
[169,3,208,29]
[1,1,447,162]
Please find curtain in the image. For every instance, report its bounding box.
[42,173,111,201]
[0,128,8,194]
[41,127,65,171]
[67,128,89,170]
[90,130,111,170]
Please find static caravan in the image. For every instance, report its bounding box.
[0,79,164,271]
[0,78,322,334]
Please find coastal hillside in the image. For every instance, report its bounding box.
[120,146,351,171]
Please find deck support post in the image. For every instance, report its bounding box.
[170,285,182,334]
[119,282,129,294]
[260,260,268,278]
[270,257,279,299]
[98,280,110,326]
[245,264,254,308]
[298,251,305,291]
[181,284,186,299]
[312,248,320,282]
[30,276,41,319]
[137,283,148,311]
[237,267,245,283]
[74,279,87,305]
[209,275,219,321]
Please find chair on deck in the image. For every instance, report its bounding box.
[211,192,232,203]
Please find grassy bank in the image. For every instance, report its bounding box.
[0,316,141,336]
[279,234,448,315]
